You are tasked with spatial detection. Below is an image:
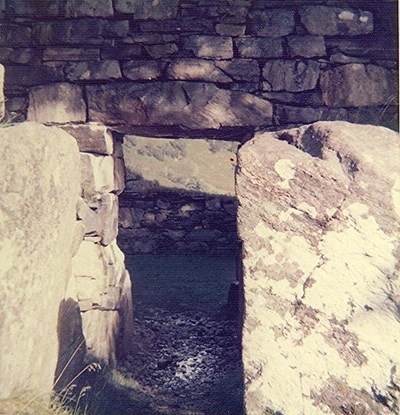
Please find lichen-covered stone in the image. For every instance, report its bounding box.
[115,0,178,19]
[86,82,273,129]
[287,35,326,58]
[27,83,86,123]
[64,60,121,81]
[299,6,373,36]
[0,123,81,399]
[263,60,320,92]
[320,63,397,107]
[123,60,166,80]
[183,35,233,59]
[237,121,400,415]
[235,37,283,58]
[248,9,295,37]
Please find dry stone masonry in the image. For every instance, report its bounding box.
[0,0,398,132]
[236,121,400,415]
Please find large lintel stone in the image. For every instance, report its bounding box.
[86,82,273,129]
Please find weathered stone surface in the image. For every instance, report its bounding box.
[263,60,320,92]
[115,0,178,19]
[64,0,113,17]
[248,9,295,37]
[320,64,397,107]
[287,35,326,58]
[101,44,141,59]
[235,37,283,58]
[64,60,121,81]
[0,64,4,121]
[275,105,347,125]
[140,18,214,33]
[43,47,100,61]
[69,240,133,363]
[6,0,59,16]
[262,90,323,107]
[299,6,373,36]
[113,156,126,195]
[87,82,273,129]
[0,24,31,46]
[329,52,369,64]
[77,194,118,245]
[145,43,178,58]
[216,59,260,82]
[61,123,115,155]
[4,64,63,87]
[0,47,34,64]
[167,59,232,82]
[123,33,179,45]
[122,60,165,80]
[183,35,233,59]
[237,121,400,415]
[215,24,246,36]
[80,153,115,198]
[0,123,81,399]
[27,83,86,123]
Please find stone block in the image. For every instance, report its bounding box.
[4,64,63,87]
[87,82,273,129]
[215,24,246,36]
[183,35,233,59]
[80,153,115,198]
[287,35,326,58]
[64,0,113,17]
[124,33,179,45]
[27,83,86,123]
[237,121,400,415]
[263,60,320,92]
[119,207,135,229]
[320,64,397,107]
[61,123,115,155]
[0,24,31,46]
[144,43,178,58]
[275,105,347,125]
[0,48,34,64]
[101,44,141,59]
[122,60,165,81]
[299,6,373,36]
[43,47,100,61]
[261,91,323,107]
[6,0,59,16]
[115,0,178,19]
[114,157,126,195]
[0,64,4,122]
[235,37,283,58]
[167,59,232,82]
[0,123,81,399]
[64,60,121,81]
[216,59,260,82]
[329,53,370,64]
[248,9,295,37]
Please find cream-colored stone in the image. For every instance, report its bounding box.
[0,123,81,399]
[80,153,115,198]
[237,121,400,415]
[0,64,4,122]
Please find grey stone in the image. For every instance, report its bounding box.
[287,35,326,58]
[64,60,122,81]
[329,53,370,64]
[6,0,60,16]
[275,105,348,125]
[64,0,113,17]
[299,6,373,36]
[140,18,214,33]
[123,60,165,80]
[0,123,81,399]
[101,44,142,60]
[123,33,179,45]
[115,0,178,19]
[4,64,63,87]
[216,59,260,82]
[235,37,283,58]
[320,64,397,107]
[43,48,100,61]
[145,43,178,59]
[4,96,27,123]
[87,82,273,129]
[237,121,400,415]
[0,24,31,46]
[0,48,34,64]
[263,60,320,92]
[215,24,246,36]
[262,91,323,106]
[61,123,115,155]
[167,59,232,82]
[248,9,295,37]
[27,83,86,124]
[114,156,126,196]
[183,36,233,59]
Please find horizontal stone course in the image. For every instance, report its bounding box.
[64,60,122,81]
[235,37,283,58]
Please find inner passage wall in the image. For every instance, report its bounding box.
[118,135,240,255]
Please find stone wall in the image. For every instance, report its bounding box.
[0,120,133,398]
[1,0,398,134]
[119,134,239,254]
